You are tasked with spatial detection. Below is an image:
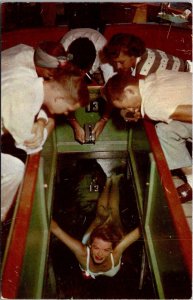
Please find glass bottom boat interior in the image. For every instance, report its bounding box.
[2,107,191,299]
[1,21,192,300]
[45,155,155,299]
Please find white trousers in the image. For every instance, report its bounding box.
[1,153,25,222]
[155,121,192,170]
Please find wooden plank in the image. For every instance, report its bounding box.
[143,119,192,278]
[1,153,41,299]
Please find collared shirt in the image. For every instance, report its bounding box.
[140,70,192,123]
[135,48,186,76]
[2,44,47,145]
[2,65,44,144]
[2,44,35,72]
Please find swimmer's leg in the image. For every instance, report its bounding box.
[97,177,111,208]
[107,174,124,227]
[82,177,111,241]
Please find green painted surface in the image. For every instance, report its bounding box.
[18,159,49,299]
[128,123,151,214]
[128,120,150,151]
[145,155,191,299]
[18,133,57,299]
[41,132,57,217]
[56,106,129,153]
[129,129,191,299]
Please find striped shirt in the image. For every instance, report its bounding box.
[135,48,186,76]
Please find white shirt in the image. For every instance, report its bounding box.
[140,70,192,123]
[2,65,44,145]
[2,44,48,149]
[60,28,114,82]
[1,44,35,72]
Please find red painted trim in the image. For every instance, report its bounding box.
[2,153,41,299]
[2,27,69,50]
[143,119,192,278]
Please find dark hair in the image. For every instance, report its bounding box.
[103,71,138,104]
[103,33,146,61]
[68,37,96,71]
[89,224,123,249]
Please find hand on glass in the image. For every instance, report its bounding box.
[73,124,86,144]
[92,117,108,139]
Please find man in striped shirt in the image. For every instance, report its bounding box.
[103,34,192,200]
[101,33,189,124]
[103,33,188,76]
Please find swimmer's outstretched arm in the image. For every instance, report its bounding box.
[51,220,86,260]
[115,227,141,255]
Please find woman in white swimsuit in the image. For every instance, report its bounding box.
[51,174,140,278]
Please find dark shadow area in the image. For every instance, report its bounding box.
[46,156,156,299]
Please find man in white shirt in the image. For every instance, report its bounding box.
[103,70,192,196]
[103,33,188,76]
[2,41,73,150]
[1,61,89,221]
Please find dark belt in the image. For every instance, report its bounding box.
[1,134,27,163]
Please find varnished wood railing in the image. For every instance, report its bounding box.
[143,119,192,278]
[1,153,41,299]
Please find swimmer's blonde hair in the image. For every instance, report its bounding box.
[52,73,90,107]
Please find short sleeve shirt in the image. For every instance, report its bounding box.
[135,48,186,76]
[2,66,44,144]
[140,70,192,123]
[2,44,35,72]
